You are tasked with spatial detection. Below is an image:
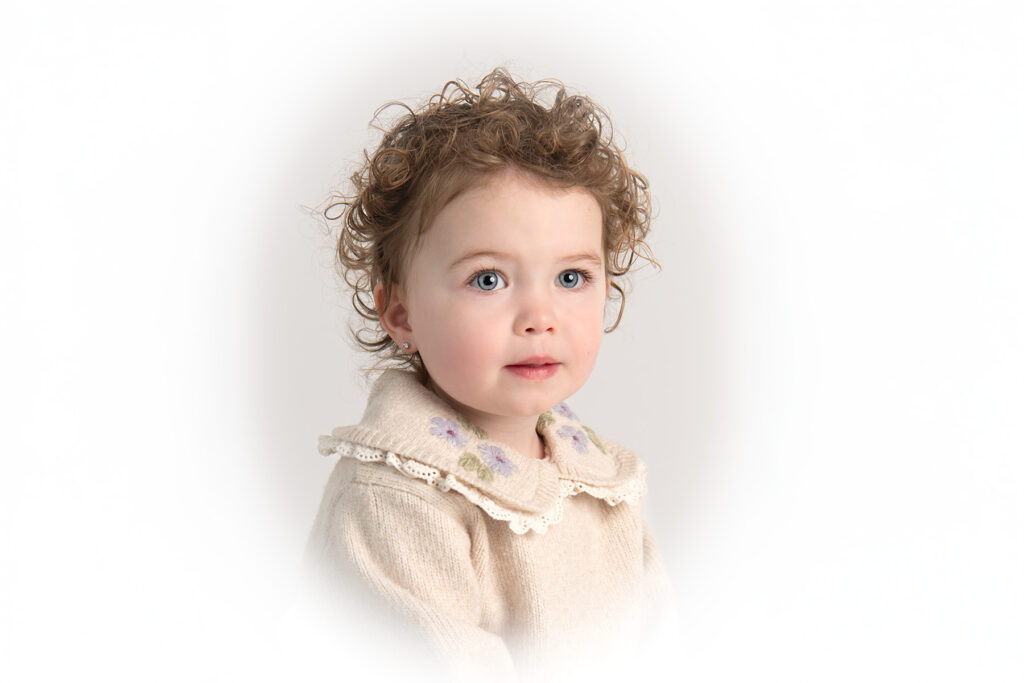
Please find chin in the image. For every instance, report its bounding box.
[503,394,564,418]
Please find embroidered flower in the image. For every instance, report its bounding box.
[557,425,589,454]
[478,443,518,477]
[553,402,578,421]
[430,417,467,448]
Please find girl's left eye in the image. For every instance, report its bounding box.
[557,269,590,289]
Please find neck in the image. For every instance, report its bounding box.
[426,380,547,460]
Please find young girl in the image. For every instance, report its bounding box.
[304,69,675,681]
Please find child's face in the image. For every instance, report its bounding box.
[387,170,607,421]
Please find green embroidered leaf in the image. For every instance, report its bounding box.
[582,425,607,454]
[459,452,494,482]
[536,411,554,433]
[456,414,489,440]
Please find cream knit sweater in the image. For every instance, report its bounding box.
[304,370,676,681]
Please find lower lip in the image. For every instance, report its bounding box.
[505,363,560,380]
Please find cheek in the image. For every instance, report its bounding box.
[436,323,500,365]
[410,297,504,368]
[566,295,607,358]
[581,322,605,362]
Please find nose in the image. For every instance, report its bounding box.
[513,287,556,336]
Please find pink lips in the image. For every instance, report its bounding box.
[506,356,560,380]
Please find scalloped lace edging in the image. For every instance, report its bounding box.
[318,436,647,535]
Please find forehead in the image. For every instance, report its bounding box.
[418,170,603,256]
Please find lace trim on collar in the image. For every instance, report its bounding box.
[319,437,648,535]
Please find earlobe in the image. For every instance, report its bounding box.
[374,282,415,351]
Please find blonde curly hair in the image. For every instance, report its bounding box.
[326,68,656,379]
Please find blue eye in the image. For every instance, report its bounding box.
[557,269,588,288]
[470,270,507,291]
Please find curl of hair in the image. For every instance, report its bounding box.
[326,68,657,379]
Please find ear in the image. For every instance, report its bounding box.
[373,282,416,352]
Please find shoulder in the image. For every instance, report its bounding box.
[316,454,484,530]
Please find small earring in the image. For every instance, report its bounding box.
[401,342,410,351]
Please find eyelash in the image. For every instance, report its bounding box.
[465,267,595,290]
[561,269,594,287]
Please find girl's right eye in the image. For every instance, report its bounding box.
[469,270,507,291]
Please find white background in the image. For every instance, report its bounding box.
[3,0,1022,680]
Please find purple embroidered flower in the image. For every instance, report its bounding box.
[430,417,467,448]
[553,402,578,421]
[478,443,518,477]
[557,425,589,454]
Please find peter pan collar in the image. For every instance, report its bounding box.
[318,369,648,534]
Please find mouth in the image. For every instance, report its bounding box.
[505,356,560,380]
[510,355,557,366]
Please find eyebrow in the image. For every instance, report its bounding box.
[447,250,510,272]
[447,250,605,271]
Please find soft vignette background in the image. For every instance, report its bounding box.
[3,0,1022,679]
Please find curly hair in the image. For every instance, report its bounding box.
[326,68,656,378]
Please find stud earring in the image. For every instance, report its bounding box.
[401,342,410,351]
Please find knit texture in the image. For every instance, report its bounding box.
[304,370,676,681]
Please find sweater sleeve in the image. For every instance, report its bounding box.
[307,465,517,682]
[641,518,680,653]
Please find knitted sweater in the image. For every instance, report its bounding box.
[304,370,675,681]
